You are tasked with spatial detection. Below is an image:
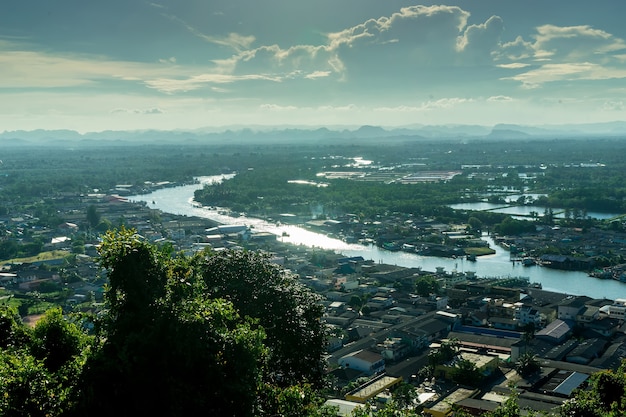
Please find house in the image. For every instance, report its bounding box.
[536,319,572,344]
[515,304,543,327]
[393,315,453,351]
[423,388,478,417]
[566,338,607,365]
[576,306,600,324]
[435,352,499,381]
[557,296,592,321]
[338,349,385,375]
[344,374,402,404]
[377,338,411,362]
[489,316,518,331]
[582,317,620,338]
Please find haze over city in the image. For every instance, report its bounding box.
[2,0,626,133]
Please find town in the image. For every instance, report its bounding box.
[2,179,626,416]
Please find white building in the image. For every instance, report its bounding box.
[338,349,385,375]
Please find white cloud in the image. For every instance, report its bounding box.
[259,104,298,111]
[457,15,504,59]
[144,73,282,93]
[111,107,164,114]
[0,42,186,89]
[305,71,331,79]
[328,5,472,68]
[505,62,626,88]
[533,25,626,60]
[497,63,531,69]
[498,36,534,61]
[420,98,473,109]
[487,95,513,102]
[602,100,624,111]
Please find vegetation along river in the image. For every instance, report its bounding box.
[128,175,626,300]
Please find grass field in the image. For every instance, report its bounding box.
[0,250,71,266]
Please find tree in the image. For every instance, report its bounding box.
[199,249,327,387]
[86,205,101,229]
[0,349,75,417]
[31,307,88,373]
[72,228,328,416]
[467,216,483,234]
[451,358,483,387]
[415,275,440,297]
[515,352,540,378]
[428,338,458,366]
[0,305,31,350]
[76,228,267,417]
[391,382,418,410]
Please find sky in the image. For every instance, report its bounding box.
[2,0,626,133]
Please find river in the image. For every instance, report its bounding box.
[127,175,626,300]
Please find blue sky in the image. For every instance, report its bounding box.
[2,0,626,132]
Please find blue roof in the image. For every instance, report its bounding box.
[553,372,589,396]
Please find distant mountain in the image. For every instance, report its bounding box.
[1,121,625,146]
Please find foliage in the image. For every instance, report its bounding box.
[515,352,541,378]
[31,307,88,373]
[428,338,458,366]
[451,358,484,387]
[69,227,327,416]
[199,248,327,387]
[494,217,536,236]
[0,349,76,416]
[414,275,440,297]
[0,305,31,350]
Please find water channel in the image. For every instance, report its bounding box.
[127,175,626,300]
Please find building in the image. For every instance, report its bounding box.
[435,352,499,381]
[344,374,403,403]
[557,296,592,321]
[423,388,478,417]
[338,349,385,376]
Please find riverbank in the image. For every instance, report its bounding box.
[126,179,626,300]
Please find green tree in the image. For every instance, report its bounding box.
[451,358,483,387]
[0,349,75,416]
[391,381,418,410]
[515,352,540,378]
[415,275,440,297]
[86,205,101,229]
[0,305,31,350]
[31,307,88,373]
[75,228,267,417]
[199,249,327,387]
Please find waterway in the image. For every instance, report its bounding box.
[127,175,626,300]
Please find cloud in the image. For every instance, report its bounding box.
[497,63,531,69]
[305,71,331,79]
[602,100,624,111]
[496,24,626,88]
[327,5,472,72]
[0,47,174,89]
[111,107,164,114]
[505,62,626,88]
[144,73,282,94]
[457,15,505,60]
[259,104,298,111]
[487,95,513,102]
[498,36,535,61]
[533,25,626,61]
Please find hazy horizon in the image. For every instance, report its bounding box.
[2,1,626,133]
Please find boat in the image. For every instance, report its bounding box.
[522,257,536,266]
[466,254,476,262]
